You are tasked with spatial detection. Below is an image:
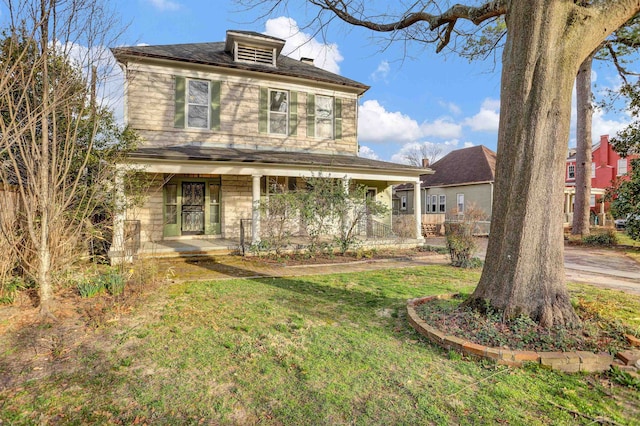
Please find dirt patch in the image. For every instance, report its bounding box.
[249,247,442,267]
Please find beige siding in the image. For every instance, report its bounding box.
[126,66,359,155]
[425,183,493,218]
[221,175,252,238]
[126,175,164,245]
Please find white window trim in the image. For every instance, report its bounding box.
[617,158,628,176]
[315,94,334,139]
[567,163,575,180]
[439,195,446,213]
[400,195,407,211]
[457,193,465,214]
[268,89,289,135]
[187,79,210,129]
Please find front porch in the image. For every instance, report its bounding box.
[127,218,425,259]
[109,146,429,263]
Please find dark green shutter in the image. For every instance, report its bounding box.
[306,94,315,138]
[289,91,297,136]
[259,87,268,133]
[335,98,342,140]
[210,80,221,131]
[174,76,186,128]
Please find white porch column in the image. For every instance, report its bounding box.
[600,197,606,226]
[564,193,571,222]
[252,174,261,245]
[109,168,126,264]
[413,180,423,240]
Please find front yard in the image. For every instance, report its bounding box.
[1,265,639,425]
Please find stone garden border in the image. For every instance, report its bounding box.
[407,294,614,373]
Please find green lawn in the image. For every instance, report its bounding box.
[1,265,639,425]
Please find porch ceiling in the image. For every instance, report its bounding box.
[126,145,428,184]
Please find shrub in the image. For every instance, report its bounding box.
[444,221,479,268]
[444,203,487,268]
[582,228,618,246]
[101,268,126,296]
[77,277,104,298]
[0,276,27,305]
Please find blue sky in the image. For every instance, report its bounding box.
[2,0,635,163]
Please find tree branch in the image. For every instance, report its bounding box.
[307,0,506,51]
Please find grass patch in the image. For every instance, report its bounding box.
[617,232,640,248]
[1,266,639,425]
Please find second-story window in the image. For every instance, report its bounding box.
[187,79,210,129]
[315,95,334,139]
[568,164,575,180]
[269,90,288,135]
[617,158,628,175]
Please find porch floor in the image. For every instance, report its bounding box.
[139,238,241,257]
[135,237,425,258]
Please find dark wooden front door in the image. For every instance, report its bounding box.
[181,182,205,235]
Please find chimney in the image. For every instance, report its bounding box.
[300,57,314,65]
[422,158,430,168]
[599,134,609,165]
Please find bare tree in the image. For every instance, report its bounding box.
[404,143,443,167]
[0,0,126,319]
[572,53,595,236]
[241,0,640,327]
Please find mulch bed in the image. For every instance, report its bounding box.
[414,294,633,354]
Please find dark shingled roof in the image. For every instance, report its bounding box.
[112,37,369,93]
[396,145,496,190]
[128,145,423,174]
[422,145,496,187]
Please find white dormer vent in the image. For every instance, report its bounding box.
[235,43,276,66]
[300,57,314,65]
[225,30,285,68]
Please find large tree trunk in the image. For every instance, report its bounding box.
[467,1,585,327]
[572,54,594,236]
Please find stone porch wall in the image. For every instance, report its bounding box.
[222,175,252,239]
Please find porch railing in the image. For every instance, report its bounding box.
[356,217,396,239]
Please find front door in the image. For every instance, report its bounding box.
[182,182,205,235]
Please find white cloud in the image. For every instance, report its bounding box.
[591,108,631,142]
[420,118,463,139]
[358,100,462,145]
[390,140,461,165]
[463,98,500,132]
[264,17,343,74]
[358,100,423,144]
[358,145,380,160]
[146,0,181,11]
[438,100,462,115]
[371,60,390,82]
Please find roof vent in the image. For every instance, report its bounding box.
[236,44,275,66]
[300,57,314,65]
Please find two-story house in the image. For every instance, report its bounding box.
[564,134,637,225]
[108,30,425,261]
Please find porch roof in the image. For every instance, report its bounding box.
[126,145,429,183]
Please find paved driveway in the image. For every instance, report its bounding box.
[424,237,640,295]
